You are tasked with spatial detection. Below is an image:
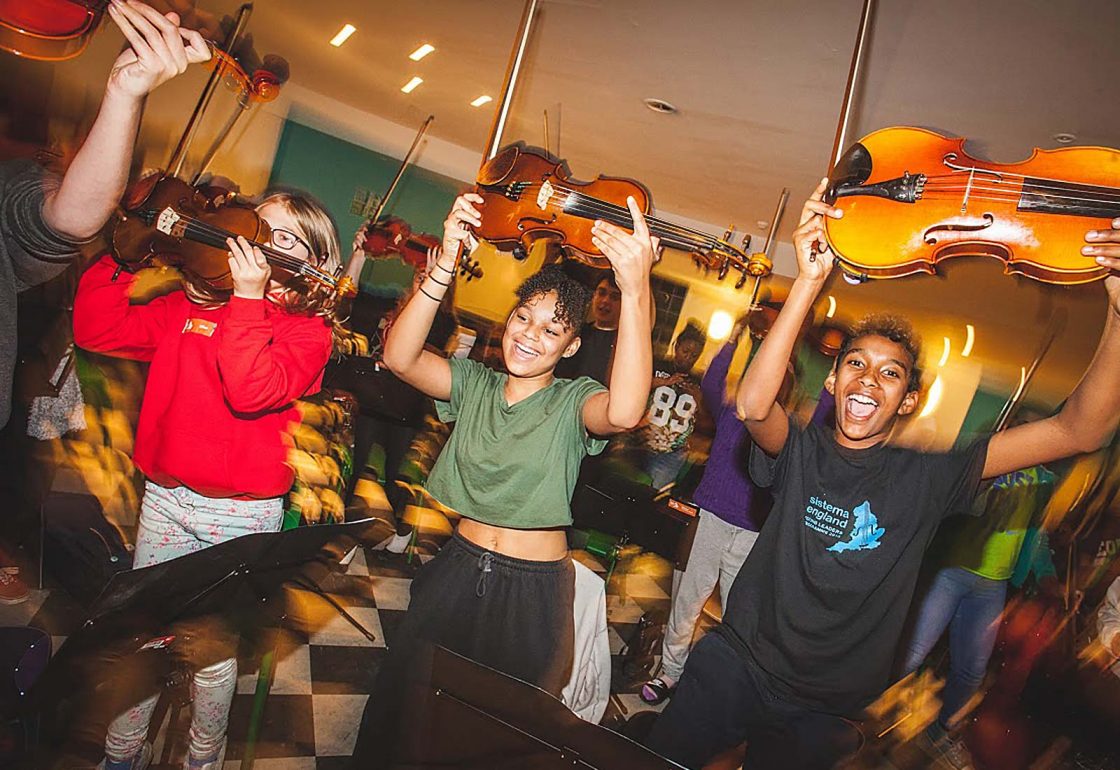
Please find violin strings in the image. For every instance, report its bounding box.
[172,213,336,286]
[923,178,1120,202]
[923,170,1120,200]
[925,165,1120,190]
[515,182,731,253]
[918,183,1120,210]
[504,181,720,246]
[546,185,724,246]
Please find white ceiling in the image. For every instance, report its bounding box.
[7,0,1119,404]
[218,0,1120,403]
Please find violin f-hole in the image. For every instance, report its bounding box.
[923,213,994,245]
[517,215,557,230]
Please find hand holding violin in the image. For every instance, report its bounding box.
[227,236,271,300]
[1083,217,1120,317]
[441,194,483,261]
[792,178,843,287]
[105,0,210,101]
[590,196,659,297]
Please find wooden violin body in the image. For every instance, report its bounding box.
[474,145,649,269]
[824,126,1120,285]
[361,215,483,282]
[0,0,104,61]
[474,144,756,282]
[113,174,354,297]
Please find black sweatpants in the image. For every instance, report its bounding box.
[645,632,861,770]
[352,531,575,768]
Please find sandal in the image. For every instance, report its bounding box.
[640,677,675,705]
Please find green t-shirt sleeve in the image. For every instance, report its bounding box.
[434,357,484,423]
[569,376,609,456]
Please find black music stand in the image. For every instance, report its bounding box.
[28,518,381,766]
[389,644,685,769]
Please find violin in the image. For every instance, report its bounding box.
[824,126,1120,285]
[361,216,483,282]
[473,145,767,284]
[0,0,105,61]
[112,174,356,299]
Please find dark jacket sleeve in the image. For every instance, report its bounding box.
[1,160,85,292]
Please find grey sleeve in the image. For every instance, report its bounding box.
[1,159,85,292]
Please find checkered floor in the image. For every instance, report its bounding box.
[0,478,687,768]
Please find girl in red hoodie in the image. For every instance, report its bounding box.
[74,190,341,770]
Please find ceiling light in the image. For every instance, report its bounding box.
[470,95,493,108]
[1053,132,1077,145]
[400,77,423,94]
[330,24,356,47]
[938,337,951,368]
[961,323,975,357]
[708,310,733,341]
[919,374,943,419]
[826,295,836,319]
[409,43,435,61]
[643,97,677,114]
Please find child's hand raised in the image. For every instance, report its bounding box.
[105,0,210,101]
[590,196,659,296]
[228,236,271,300]
[1083,217,1120,318]
[793,178,843,284]
[442,194,482,258]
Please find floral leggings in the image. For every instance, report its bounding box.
[103,481,282,763]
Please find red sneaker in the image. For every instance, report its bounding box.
[0,567,29,605]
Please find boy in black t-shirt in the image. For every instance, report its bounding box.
[646,179,1120,770]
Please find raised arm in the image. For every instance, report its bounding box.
[985,232,1120,478]
[582,196,657,435]
[382,195,480,399]
[42,1,209,241]
[737,178,841,455]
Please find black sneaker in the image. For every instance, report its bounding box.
[914,723,975,770]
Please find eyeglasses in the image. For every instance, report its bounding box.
[270,227,312,261]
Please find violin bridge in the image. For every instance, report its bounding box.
[156,207,186,238]
[536,180,554,211]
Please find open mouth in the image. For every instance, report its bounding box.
[845,393,879,420]
[512,341,540,360]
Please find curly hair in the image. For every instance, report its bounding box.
[836,313,923,392]
[514,265,592,332]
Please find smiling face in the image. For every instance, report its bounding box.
[825,334,920,449]
[502,290,582,379]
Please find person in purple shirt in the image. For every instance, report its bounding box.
[641,318,779,704]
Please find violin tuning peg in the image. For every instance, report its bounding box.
[742,233,752,251]
[735,272,749,290]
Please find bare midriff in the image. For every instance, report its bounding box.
[457,517,569,562]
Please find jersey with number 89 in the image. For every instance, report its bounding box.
[640,366,703,454]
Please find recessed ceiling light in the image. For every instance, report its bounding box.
[756,220,769,230]
[470,95,493,108]
[401,77,423,94]
[643,97,677,114]
[409,44,435,61]
[1053,132,1077,144]
[330,24,356,47]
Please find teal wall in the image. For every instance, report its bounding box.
[956,388,1009,447]
[268,120,464,296]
